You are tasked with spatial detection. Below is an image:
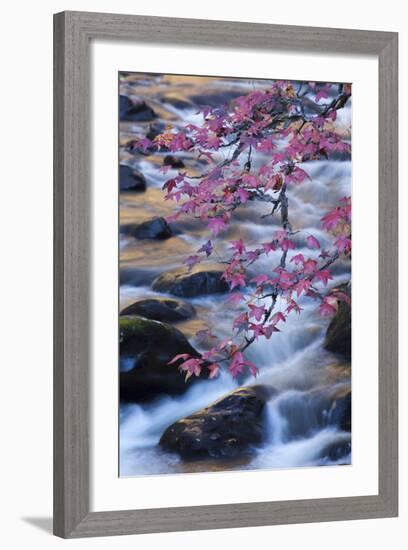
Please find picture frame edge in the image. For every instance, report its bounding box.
[53,10,399,538]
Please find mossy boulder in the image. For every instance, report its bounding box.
[159,385,275,459]
[120,316,201,403]
[120,298,195,322]
[152,263,228,298]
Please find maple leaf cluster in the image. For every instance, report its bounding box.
[134,80,352,381]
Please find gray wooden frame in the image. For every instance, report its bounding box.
[53,10,398,538]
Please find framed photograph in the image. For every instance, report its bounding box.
[54,11,398,538]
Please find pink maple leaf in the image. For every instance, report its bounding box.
[315,90,329,103]
[321,209,343,231]
[319,298,338,317]
[233,312,249,332]
[286,299,303,314]
[263,324,281,339]
[162,178,178,193]
[205,134,221,150]
[208,363,221,379]
[335,236,352,254]
[197,240,213,257]
[264,173,283,191]
[228,272,247,290]
[168,353,191,365]
[179,358,203,380]
[262,242,278,254]
[290,253,305,265]
[248,364,259,377]
[281,238,296,252]
[295,278,312,297]
[248,304,266,322]
[229,352,245,378]
[286,167,310,184]
[236,188,250,203]
[208,217,227,236]
[136,137,153,152]
[184,255,201,271]
[257,138,274,153]
[250,274,270,285]
[313,270,333,286]
[306,235,321,249]
[229,351,257,378]
[230,239,246,255]
[271,311,286,324]
[303,259,318,275]
[246,250,261,263]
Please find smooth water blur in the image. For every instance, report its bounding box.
[119,74,351,476]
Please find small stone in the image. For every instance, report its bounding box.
[119,164,146,192]
[121,217,173,240]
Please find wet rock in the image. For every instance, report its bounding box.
[152,264,228,298]
[121,217,173,240]
[119,94,134,115]
[327,385,351,432]
[120,316,201,403]
[146,122,166,141]
[318,434,351,462]
[120,297,196,322]
[328,149,352,162]
[120,96,157,122]
[120,164,146,192]
[277,383,351,438]
[163,155,185,169]
[324,298,351,360]
[160,385,275,459]
[161,95,193,110]
[119,268,161,287]
[190,90,244,107]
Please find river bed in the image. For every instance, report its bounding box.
[119,73,352,476]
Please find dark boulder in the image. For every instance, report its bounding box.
[327,385,351,432]
[121,217,173,240]
[277,383,351,438]
[161,95,193,110]
[152,264,228,298]
[119,267,160,287]
[190,90,244,107]
[120,97,157,122]
[160,385,275,459]
[146,122,165,141]
[120,164,146,192]
[163,155,185,169]
[119,94,134,115]
[318,434,351,462]
[120,316,201,403]
[324,299,351,360]
[120,297,196,322]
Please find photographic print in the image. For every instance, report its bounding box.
[119,73,352,477]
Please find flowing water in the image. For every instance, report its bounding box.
[119,73,352,476]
